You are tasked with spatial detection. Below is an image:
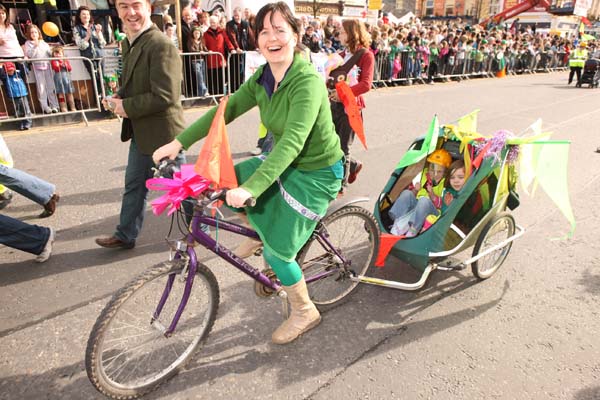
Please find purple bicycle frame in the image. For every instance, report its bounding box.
[154,207,349,335]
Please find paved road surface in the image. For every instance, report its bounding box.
[1,72,599,400]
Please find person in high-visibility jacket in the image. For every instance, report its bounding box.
[568,41,588,85]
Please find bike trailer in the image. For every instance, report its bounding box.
[374,135,519,272]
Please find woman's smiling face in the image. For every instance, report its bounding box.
[257,11,296,69]
[80,9,91,24]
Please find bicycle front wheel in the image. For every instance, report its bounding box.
[297,205,379,308]
[85,261,219,399]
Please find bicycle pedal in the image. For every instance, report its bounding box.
[254,267,277,298]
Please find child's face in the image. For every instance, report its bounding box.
[166,26,175,36]
[53,50,63,58]
[30,28,40,41]
[429,163,446,184]
[109,80,117,89]
[449,167,466,191]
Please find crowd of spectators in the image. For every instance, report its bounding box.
[1,1,599,127]
[295,14,598,84]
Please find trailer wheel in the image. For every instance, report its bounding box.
[471,213,515,280]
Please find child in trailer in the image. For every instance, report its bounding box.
[50,46,76,112]
[388,149,452,237]
[22,24,59,114]
[421,159,467,232]
[441,159,466,212]
[0,62,33,130]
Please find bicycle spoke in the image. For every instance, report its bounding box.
[298,207,378,307]
[103,330,156,346]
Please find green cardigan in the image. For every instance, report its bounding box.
[177,54,343,198]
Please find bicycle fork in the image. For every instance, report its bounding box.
[151,244,197,337]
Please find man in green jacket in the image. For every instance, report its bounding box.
[95,0,186,249]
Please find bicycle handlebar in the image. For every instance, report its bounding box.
[203,188,256,207]
[154,158,180,179]
[154,158,256,207]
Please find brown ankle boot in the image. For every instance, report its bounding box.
[272,279,321,345]
[235,213,262,258]
[58,95,68,112]
[67,94,77,111]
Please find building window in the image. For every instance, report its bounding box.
[425,0,434,15]
[445,0,455,16]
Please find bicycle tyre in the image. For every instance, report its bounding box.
[471,212,516,280]
[297,205,379,309]
[85,261,219,399]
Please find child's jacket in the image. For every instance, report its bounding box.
[1,70,28,98]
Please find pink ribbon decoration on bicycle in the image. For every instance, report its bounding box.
[146,164,210,216]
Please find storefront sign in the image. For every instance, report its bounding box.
[295,1,343,16]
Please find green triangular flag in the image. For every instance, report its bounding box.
[396,115,439,169]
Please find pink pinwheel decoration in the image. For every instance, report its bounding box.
[325,53,344,77]
[146,164,210,215]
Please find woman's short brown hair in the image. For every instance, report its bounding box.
[254,2,299,39]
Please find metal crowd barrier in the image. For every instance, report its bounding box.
[180,51,227,103]
[225,50,268,95]
[371,49,569,87]
[1,48,571,129]
[0,56,101,127]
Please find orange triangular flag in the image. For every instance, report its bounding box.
[335,81,367,150]
[375,233,404,267]
[194,96,238,189]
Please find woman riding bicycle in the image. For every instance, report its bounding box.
[153,2,344,345]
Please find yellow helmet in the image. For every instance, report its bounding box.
[580,41,587,47]
[426,149,452,169]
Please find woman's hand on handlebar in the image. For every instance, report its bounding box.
[226,187,253,208]
[152,139,183,165]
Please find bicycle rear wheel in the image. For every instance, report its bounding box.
[86,260,219,399]
[297,205,379,309]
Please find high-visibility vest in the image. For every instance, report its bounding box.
[34,0,57,5]
[569,48,587,68]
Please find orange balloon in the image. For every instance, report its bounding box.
[42,21,59,37]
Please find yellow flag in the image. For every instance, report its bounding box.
[521,141,575,239]
[457,109,480,133]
